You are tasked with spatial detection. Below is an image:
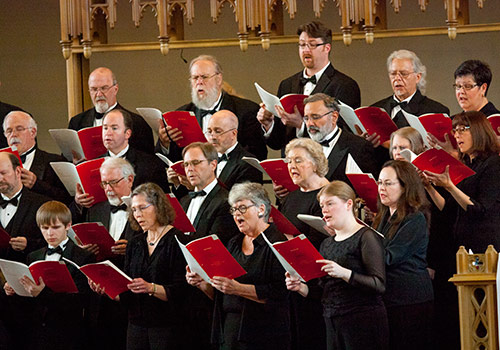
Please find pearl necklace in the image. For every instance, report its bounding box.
[147,226,168,246]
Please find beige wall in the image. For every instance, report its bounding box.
[1,1,499,154]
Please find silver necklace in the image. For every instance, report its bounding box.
[147,226,167,246]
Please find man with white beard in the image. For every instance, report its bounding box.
[155,55,267,161]
[68,67,154,154]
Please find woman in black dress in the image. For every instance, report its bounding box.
[286,181,388,350]
[186,182,290,350]
[373,160,433,350]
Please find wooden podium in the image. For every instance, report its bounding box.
[449,245,498,350]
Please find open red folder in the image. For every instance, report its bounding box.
[338,101,398,144]
[176,235,246,283]
[487,115,500,136]
[0,146,23,167]
[50,157,106,204]
[64,258,132,299]
[69,222,116,261]
[242,157,299,192]
[49,126,106,162]
[167,194,196,233]
[262,234,327,282]
[255,82,308,117]
[0,258,78,297]
[403,112,457,148]
[269,206,301,236]
[410,148,476,185]
[345,154,378,211]
[156,153,186,176]
[162,111,207,148]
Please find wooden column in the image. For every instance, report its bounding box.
[65,51,89,120]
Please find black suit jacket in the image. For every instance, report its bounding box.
[267,63,361,152]
[218,144,263,190]
[0,101,25,149]
[0,188,50,262]
[30,148,71,204]
[156,91,267,161]
[179,184,238,245]
[325,129,380,185]
[68,103,154,154]
[371,90,450,128]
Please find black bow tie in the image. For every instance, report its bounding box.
[0,193,21,209]
[20,146,36,164]
[110,203,128,213]
[319,128,340,147]
[47,246,63,256]
[188,190,207,199]
[217,154,228,163]
[95,111,105,120]
[300,75,317,86]
[390,99,408,110]
[198,108,217,119]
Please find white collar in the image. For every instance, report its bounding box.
[393,90,417,104]
[195,177,218,194]
[1,187,22,201]
[48,237,69,250]
[218,142,238,158]
[109,144,130,158]
[303,61,331,81]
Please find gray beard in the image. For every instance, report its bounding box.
[308,127,329,143]
[95,101,109,114]
[107,195,121,206]
[191,86,220,110]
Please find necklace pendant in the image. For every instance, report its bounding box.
[149,242,155,246]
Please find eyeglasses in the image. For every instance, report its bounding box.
[189,73,219,83]
[229,204,255,215]
[183,159,209,168]
[284,157,307,165]
[204,128,236,137]
[89,84,116,94]
[303,111,332,122]
[377,180,399,188]
[99,177,124,189]
[3,126,31,136]
[389,71,415,79]
[131,203,152,214]
[298,42,327,50]
[453,83,478,91]
[451,125,471,135]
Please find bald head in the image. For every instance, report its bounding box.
[88,67,119,113]
[4,111,37,154]
[206,110,239,154]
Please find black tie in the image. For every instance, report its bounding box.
[110,203,128,213]
[20,146,36,164]
[47,246,63,256]
[0,193,21,209]
[188,190,207,199]
[390,99,408,111]
[218,154,228,163]
[95,111,105,120]
[198,108,217,119]
[300,75,317,86]
[319,128,340,147]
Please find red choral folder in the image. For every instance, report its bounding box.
[0,227,11,249]
[269,206,301,236]
[355,107,398,144]
[260,159,299,192]
[162,111,207,148]
[64,259,132,299]
[30,260,79,293]
[78,126,107,160]
[170,160,186,177]
[418,113,457,148]
[346,174,378,212]
[411,148,476,185]
[78,158,107,204]
[180,235,246,280]
[264,234,327,282]
[487,114,500,136]
[70,222,116,261]
[280,94,308,116]
[0,147,23,167]
[167,194,196,233]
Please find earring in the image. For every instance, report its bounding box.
[258,213,264,218]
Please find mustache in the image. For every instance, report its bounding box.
[308,126,320,133]
[8,137,21,144]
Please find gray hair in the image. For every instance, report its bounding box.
[387,49,427,93]
[100,157,135,179]
[228,182,271,220]
[285,138,329,177]
[189,55,223,75]
[303,93,340,112]
[3,111,37,131]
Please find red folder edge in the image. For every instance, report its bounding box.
[29,261,78,293]
[167,194,196,233]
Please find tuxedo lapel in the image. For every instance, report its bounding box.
[30,247,47,262]
[218,145,241,186]
[4,188,29,233]
[326,134,349,179]
[291,73,303,94]
[193,186,220,228]
[312,64,334,95]
[29,149,46,178]
[405,90,425,115]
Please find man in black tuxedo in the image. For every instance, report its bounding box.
[4,111,70,203]
[72,156,139,350]
[257,21,361,154]
[3,201,95,350]
[0,97,25,149]
[171,110,262,191]
[0,152,49,262]
[156,55,267,161]
[68,67,154,154]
